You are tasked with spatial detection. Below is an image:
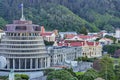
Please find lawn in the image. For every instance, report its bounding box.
[75,72,84,76]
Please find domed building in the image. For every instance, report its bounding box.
[0,19,50,77]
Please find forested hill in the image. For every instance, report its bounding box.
[0,0,120,32]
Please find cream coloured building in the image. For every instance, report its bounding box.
[81,41,102,58]
[58,41,102,58]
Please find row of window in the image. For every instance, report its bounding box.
[3,41,41,44]
[5,45,44,48]
[6,32,40,36]
[7,37,41,40]
[0,45,45,49]
[4,49,45,53]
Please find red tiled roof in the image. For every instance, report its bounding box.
[65,34,76,39]
[58,41,100,47]
[65,34,98,40]
[78,35,94,39]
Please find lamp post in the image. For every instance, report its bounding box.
[9,69,14,80]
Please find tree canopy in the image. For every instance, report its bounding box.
[0,0,120,32]
[47,70,78,80]
[82,69,99,80]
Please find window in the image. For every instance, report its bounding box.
[15,26,26,30]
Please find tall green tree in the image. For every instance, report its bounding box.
[99,56,115,80]
[47,70,78,80]
[114,63,120,80]
[79,26,88,35]
[81,69,99,80]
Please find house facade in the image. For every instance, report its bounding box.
[58,41,102,58]
[40,26,58,42]
[47,46,82,66]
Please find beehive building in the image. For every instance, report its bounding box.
[0,19,50,73]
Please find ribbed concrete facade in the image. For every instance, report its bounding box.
[0,20,50,72]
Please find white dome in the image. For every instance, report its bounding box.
[0,56,7,68]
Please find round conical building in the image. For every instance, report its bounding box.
[0,20,50,76]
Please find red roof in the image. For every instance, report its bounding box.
[58,41,100,47]
[65,34,97,40]
[65,34,76,39]
[78,35,95,39]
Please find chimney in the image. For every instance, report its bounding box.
[41,26,45,33]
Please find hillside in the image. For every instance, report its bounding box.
[0,0,120,32]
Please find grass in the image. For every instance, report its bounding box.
[75,72,84,76]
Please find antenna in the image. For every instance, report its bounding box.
[20,3,26,21]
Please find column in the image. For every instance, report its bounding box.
[13,58,15,69]
[36,58,38,69]
[45,58,47,68]
[7,59,10,69]
[19,59,20,69]
[30,58,32,69]
[41,58,43,68]
[25,58,26,69]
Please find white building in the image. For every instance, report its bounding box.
[47,46,82,66]
[0,29,5,39]
[0,20,50,78]
[59,32,77,39]
[99,38,113,45]
[115,29,120,39]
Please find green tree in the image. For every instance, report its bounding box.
[43,68,55,75]
[0,17,7,29]
[99,55,115,80]
[21,74,29,80]
[103,44,120,55]
[114,63,120,80]
[81,69,99,80]
[15,74,29,80]
[79,26,88,35]
[64,68,77,78]
[15,74,22,80]
[47,70,78,80]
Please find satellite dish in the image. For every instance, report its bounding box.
[0,56,7,68]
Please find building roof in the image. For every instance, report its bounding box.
[65,34,98,41]
[65,34,75,39]
[58,41,100,47]
[59,32,77,34]
[5,20,40,32]
[99,38,112,41]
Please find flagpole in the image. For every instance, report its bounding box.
[22,3,23,19]
[20,3,25,21]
